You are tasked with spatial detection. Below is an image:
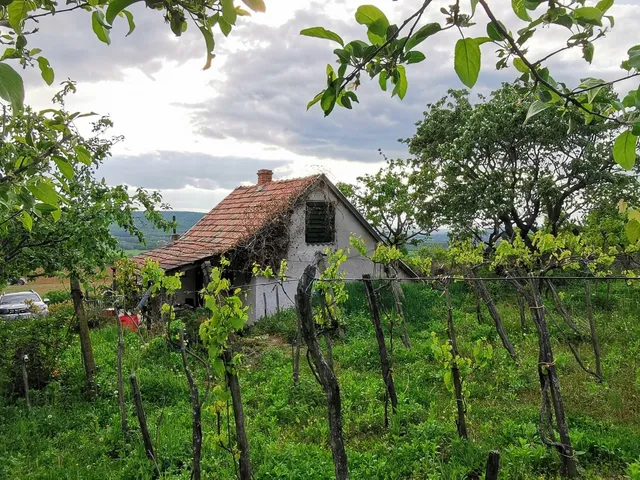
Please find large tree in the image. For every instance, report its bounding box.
[304,1,639,171]
[405,84,639,249]
[338,157,438,250]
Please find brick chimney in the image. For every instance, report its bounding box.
[257,169,273,185]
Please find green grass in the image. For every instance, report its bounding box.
[2,281,640,478]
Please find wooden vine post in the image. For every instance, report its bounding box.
[70,275,97,399]
[527,277,578,477]
[444,281,468,440]
[179,329,203,480]
[19,350,30,411]
[485,451,501,480]
[296,263,349,480]
[471,274,518,362]
[584,279,603,382]
[362,274,399,418]
[114,305,128,439]
[130,373,160,477]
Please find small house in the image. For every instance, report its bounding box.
[132,170,414,323]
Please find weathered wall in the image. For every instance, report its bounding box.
[247,180,409,323]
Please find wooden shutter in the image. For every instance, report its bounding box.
[305,201,335,244]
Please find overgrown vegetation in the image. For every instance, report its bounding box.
[3,280,640,479]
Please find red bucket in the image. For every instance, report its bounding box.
[119,312,140,331]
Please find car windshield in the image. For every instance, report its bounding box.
[0,293,40,304]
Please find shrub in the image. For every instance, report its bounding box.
[0,306,71,399]
[44,289,71,305]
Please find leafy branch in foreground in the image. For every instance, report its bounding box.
[0,0,265,116]
[303,0,639,169]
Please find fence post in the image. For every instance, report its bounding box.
[485,450,500,480]
[20,351,30,411]
[296,263,349,480]
[362,274,398,416]
[130,374,160,477]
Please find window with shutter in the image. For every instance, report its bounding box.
[305,201,335,244]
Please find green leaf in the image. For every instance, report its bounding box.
[391,65,407,99]
[405,50,426,64]
[221,0,237,25]
[574,6,603,24]
[199,26,215,70]
[306,91,323,110]
[300,27,344,46]
[613,130,638,170]
[513,57,528,73]
[355,5,389,30]
[92,11,111,45]
[320,87,336,116]
[525,100,550,123]
[241,0,265,12]
[74,145,92,165]
[0,62,24,113]
[582,42,594,64]
[53,157,74,180]
[379,70,387,91]
[105,0,140,25]
[28,181,58,207]
[470,0,479,15]
[51,207,61,222]
[34,202,58,213]
[8,0,30,33]
[632,122,640,137]
[219,18,232,36]
[122,10,135,36]
[405,23,440,51]
[454,38,481,88]
[212,358,225,376]
[37,57,54,85]
[625,219,640,244]
[579,77,605,104]
[486,21,505,41]
[512,0,531,21]
[596,0,613,13]
[20,211,32,231]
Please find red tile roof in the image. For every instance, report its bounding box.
[132,175,321,270]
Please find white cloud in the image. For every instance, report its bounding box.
[14,0,640,210]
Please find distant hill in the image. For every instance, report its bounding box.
[111,211,204,251]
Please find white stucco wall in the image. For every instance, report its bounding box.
[247,180,410,323]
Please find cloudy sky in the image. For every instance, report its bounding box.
[22,0,640,211]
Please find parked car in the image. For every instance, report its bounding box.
[0,291,49,321]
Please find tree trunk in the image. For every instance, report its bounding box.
[115,307,128,438]
[485,451,500,480]
[297,264,349,480]
[528,279,578,478]
[518,294,527,332]
[130,373,160,477]
[180,329,202,480]
[584,280,603,382]
[472,276,518,361]
[444,283,468,440]
[363,274,398,414]
[70,276,97,399]
[223,345,252,480]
